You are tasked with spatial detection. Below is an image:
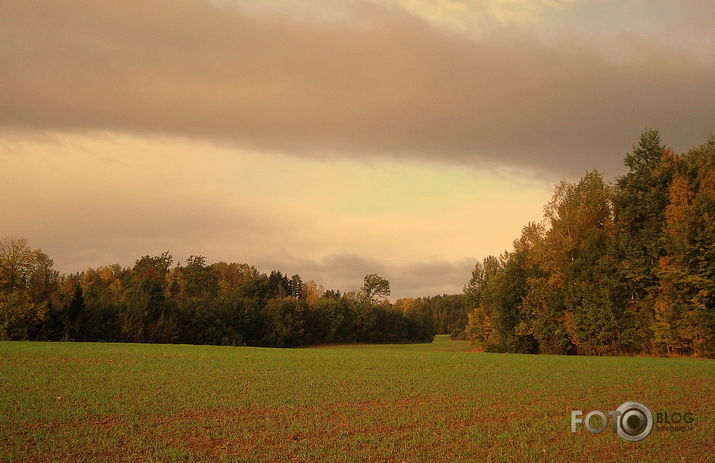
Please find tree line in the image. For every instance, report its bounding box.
[394,294,470,339]
[464,130,714,357]
[0,244,436,346]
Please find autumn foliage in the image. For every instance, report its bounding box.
[0,246,433,347]
[465,130,714,357]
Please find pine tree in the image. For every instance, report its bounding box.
[613,129,674,351]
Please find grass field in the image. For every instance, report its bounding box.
[1,336,713,462]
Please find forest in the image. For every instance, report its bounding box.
[0,243,447,346]
[464,130,714,357]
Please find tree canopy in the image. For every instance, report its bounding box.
[0,242,433,347]
[464,130,714,357]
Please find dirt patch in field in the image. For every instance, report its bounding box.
[15,414,125,434]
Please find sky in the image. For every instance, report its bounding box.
[1,0,713,298]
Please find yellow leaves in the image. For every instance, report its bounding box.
[303,280,323,306]
[0,292,47,340]
[99,266,116,285]
[664,173,695,243]
[464,306,493,347]
[514,320,532,337]
[393,298,414,314]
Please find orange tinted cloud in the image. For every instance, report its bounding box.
[2,0,713,177]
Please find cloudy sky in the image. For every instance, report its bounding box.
[2,0,713,298]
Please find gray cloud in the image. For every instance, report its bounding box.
[14,193,275,277]
[274,254,476,299]
[1,0,713,177]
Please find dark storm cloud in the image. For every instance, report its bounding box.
[1,0,713,176]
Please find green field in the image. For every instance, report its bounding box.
[1,336,713,462]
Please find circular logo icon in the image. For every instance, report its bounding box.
[616,401,653,442]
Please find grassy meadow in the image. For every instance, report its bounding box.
[0,336,713,462]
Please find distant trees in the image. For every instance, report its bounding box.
[0,246,433,347]
[395,294,470,338]
[464,130,715,357]
[261,297,306,347]
[361,274,391,302]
